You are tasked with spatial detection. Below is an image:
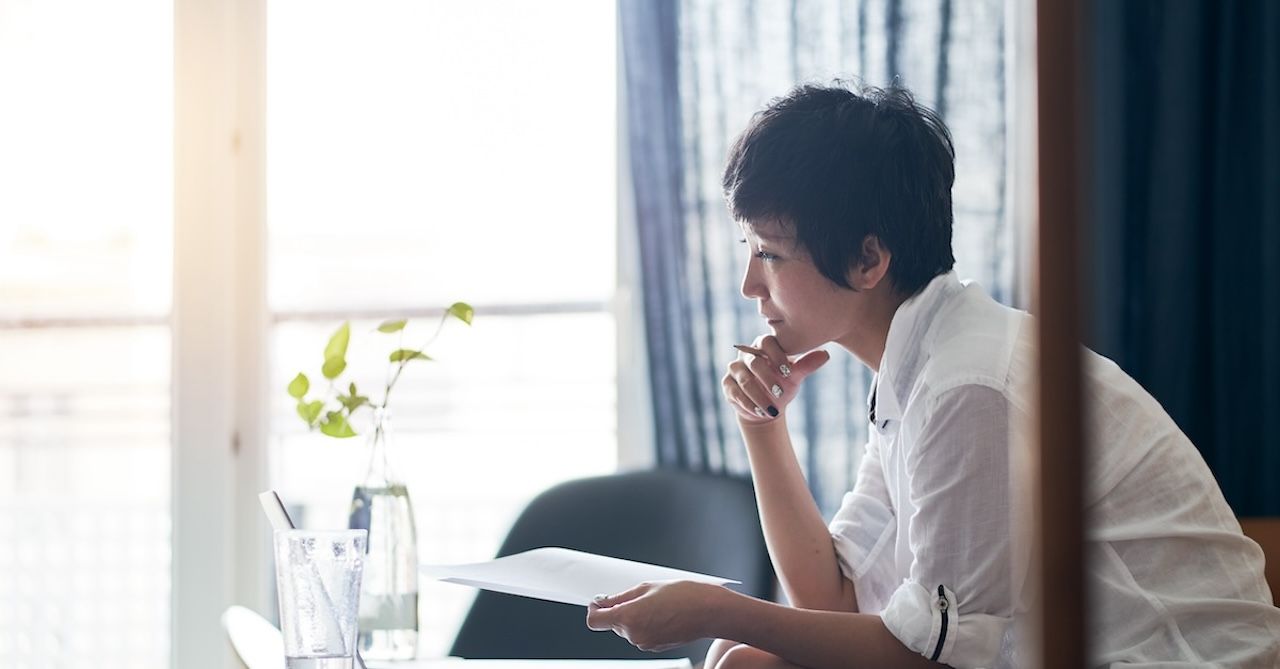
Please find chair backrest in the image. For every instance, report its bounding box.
[449,469,773,661]
[1239,517,1280,605]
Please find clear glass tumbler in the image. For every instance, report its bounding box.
[274,529,367,669]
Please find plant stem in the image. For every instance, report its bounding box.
[380,310,451,409]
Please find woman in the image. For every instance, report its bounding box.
[585,83,1279,668]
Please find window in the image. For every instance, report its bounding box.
[266,0,619,654]
[0,1,173,667]
[0,2,619,663]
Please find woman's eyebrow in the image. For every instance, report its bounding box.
[742,228,793,241]
[737,222,795,243]
[755,232,792,241]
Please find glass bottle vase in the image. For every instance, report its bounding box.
[348,408,419,660]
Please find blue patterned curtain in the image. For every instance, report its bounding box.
[621,0,1010,515]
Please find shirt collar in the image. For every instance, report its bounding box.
[871,271,966,428]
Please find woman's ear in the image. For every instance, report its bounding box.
[847,235,893,291]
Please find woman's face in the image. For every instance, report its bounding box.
[738,221,860,355]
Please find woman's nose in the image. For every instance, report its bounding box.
[740,259,765,300]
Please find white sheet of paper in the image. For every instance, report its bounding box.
[419,547,741,606]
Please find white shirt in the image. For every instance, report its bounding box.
[828,271,1280,668]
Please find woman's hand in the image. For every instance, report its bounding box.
[721,335,830,425]
[584,580,727,653]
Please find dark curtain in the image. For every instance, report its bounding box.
[1090,0,1280,515]
[619,0,700,472]
[621,0,1009,515]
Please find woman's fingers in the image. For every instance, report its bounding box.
[729,361,778,417]
[722,365,775,420]
[721,376,764,420]
[592,582,650,608]
[586,582,654,631]
[746,354,788,403]
[755,335,830,383]
[742,338,790,408]
[757,335,793,376]
[790,348,832,378]
[724,336,830,422]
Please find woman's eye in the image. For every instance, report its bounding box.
[738,238,779,261]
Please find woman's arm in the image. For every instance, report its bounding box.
[587,581,937,669]
[738,417,857,612]
[593,383,1019,669]
[712,585,940,669]
[722,338,855,613]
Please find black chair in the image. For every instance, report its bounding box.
[449,469,774,661]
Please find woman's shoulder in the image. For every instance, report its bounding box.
[918,288,1029,391]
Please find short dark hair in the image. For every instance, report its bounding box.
[721,81,956,296]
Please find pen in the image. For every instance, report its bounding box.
[732,344,769,358]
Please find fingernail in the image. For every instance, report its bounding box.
[753,407,767,418]
[593,593,607,602]
[770,384,783,398]
[779,363,792,378]
[767,406,778,417]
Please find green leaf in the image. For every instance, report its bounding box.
[287,373,309,399]
[296,400,323,424]
[320,411,357,438]
[324,322,351,361]
[447,302,474,325]
[377,319,407,333]
[338,392,370,412]
[339,382,371,411]
[389,349,432,363]
[322,355,347,379]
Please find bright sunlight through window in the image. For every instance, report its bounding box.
[266,0,618,656]
[0,2,173,667]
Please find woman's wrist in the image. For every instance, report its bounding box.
[738,414,788,440]
[701,585,778,649]
[699,584,744,640]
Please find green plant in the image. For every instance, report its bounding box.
[286,302,474,438]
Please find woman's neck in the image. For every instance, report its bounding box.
[836,286,909,373]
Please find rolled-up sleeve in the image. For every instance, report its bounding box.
[829,437,899,613]
[880,383,1016,668]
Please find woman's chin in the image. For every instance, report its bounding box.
[767,322,800,355]
[768,325,825,358]
[766,320,784,338]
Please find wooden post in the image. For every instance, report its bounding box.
[1034,0,1088,666]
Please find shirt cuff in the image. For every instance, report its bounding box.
[881,580,1009,668]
